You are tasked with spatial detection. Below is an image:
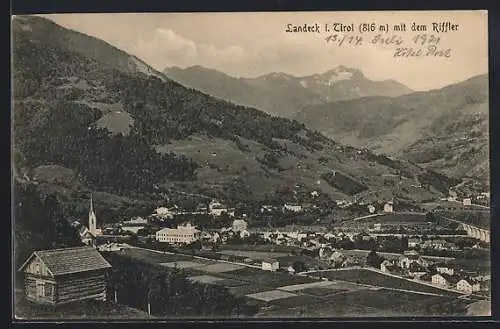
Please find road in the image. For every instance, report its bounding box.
[337,212,427,226]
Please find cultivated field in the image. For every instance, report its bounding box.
[122,248,194,263]
[217,250,289,260]
[307,269,460,296]
[118,248,469,317]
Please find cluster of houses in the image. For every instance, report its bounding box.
[147,200,236,221]
[407,238,459,251]
[431,271,482,294]
[335,199,394,213]
[441,190,490,207]
[377,250,490,294]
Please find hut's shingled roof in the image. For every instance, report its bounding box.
[20,246,111,277]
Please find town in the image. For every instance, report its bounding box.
[24,186,484,314]
[17,178,491,318]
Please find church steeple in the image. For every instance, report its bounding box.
[89,194,97,235]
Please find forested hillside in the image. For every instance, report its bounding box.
[12,15,458,218]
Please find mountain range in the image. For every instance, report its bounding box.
[164,65,414,118]
[294,74,489,183]
[164,59,488,187]
[12,15,457,220]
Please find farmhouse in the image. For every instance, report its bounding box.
[384,201,394,213]
[329,251,345,264]
[208,200,228,216]
[422,239,447,250]
[78,226,96,247]
[155,223,200,244]
[456,279,480,294]
[283,204,303,212]
[463,198,472,206]
[431,273,460,288]
[436,265,455,276]
[232,219,248,232]
[260,205,276,213]
[408,238,421,248]
[239,229,250,239]
[408,262,428,278]
[97,242,125,252]
[399,251,428,269]
[18,246,111,305]
[262,258,279,272]
[367,205,376,214]
[380,260,393,273]
[120,217,149,234]
[154,206,177,219]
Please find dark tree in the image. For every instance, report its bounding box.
[366,250,383,268]
[292,260,308,273]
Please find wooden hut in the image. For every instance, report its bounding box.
[18,246,112,305]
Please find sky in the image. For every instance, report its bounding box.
[40,11,488,91]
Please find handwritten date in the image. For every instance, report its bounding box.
[325,34,363,46]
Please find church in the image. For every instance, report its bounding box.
[78,194,101,247]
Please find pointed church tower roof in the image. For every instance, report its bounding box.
[90,194,94,213]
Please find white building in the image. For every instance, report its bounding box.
[431,273,460,288]
[368,205,376,214]
[283,204,303,212]
[329,251,345,264]
[121,217,149,234]
[155,223,200,244]
[436,266,454,276]
[262,259,279,271]
[399,251,428,269]
[408,238,421,248]
[260,205,275,213]
[154,206,177,219]
[456,279,480,293]
[380,260,393,273]
[239,229,250,239]
[432,273,450,287]
[212,232,221,243]
[123,217,148,225]
[463,198,472,206]
[384,201,394,213]
[209,200,228,216]
[232,219,248,232]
